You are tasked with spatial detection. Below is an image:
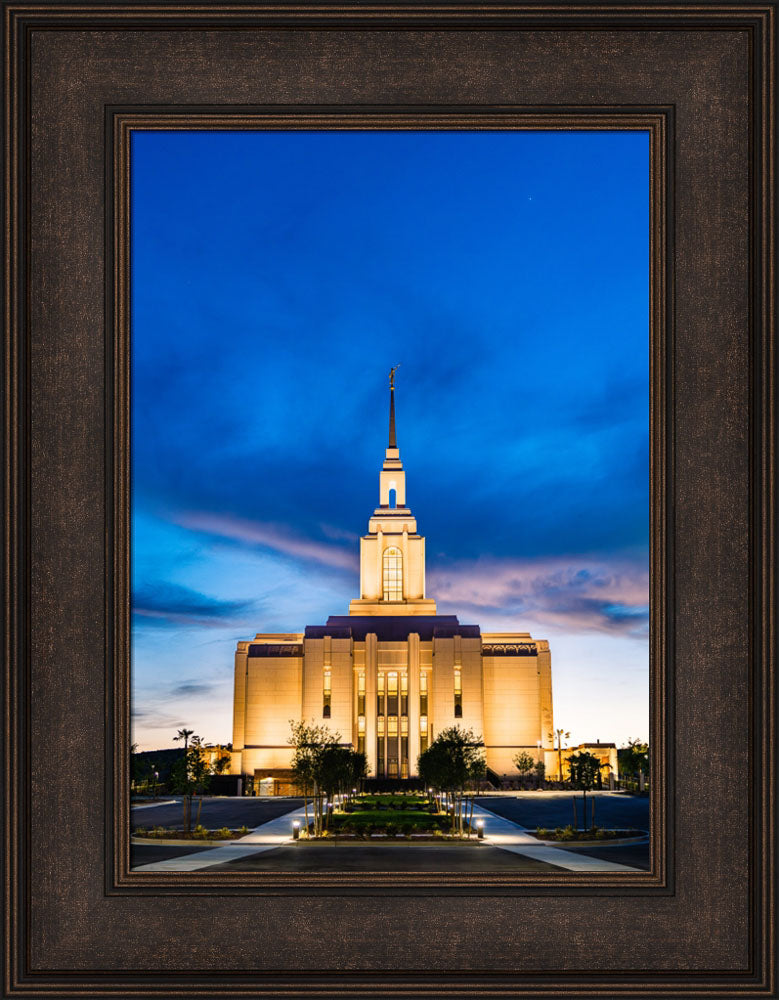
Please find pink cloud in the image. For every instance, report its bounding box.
[175,511,359,572]
[429,556,649,637]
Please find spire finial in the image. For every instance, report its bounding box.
[388,365,400,447]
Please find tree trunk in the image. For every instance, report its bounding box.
[582,789,586,831]
[571,795,577,830]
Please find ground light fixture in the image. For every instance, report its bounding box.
[292,820,300,841]
[476,819,485,839]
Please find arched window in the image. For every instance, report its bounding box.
[382,546,403,601]
[388,488,397,509]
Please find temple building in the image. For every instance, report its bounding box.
[231,375,555,785]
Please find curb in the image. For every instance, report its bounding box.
[530,834,649,849]
[131,836,256,847]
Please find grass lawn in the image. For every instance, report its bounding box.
[330,809,450,835]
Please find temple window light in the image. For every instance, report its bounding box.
[382,546,403,601]
[323,668,331,718]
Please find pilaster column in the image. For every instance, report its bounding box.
[401,527,408,599]
[365,633,378,776]
[376,529,383,601]
[408,633,420,777]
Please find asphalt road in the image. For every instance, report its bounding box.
[480,792,649,831]
[207,843,563,872]
[131,843,220,866]
[130,793,650,871]
[480,792,650,871]
[558,843,651,870]
[131,796,303,831]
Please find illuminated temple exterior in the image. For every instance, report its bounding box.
[231,381,555,784]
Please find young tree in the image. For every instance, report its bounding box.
[288,720,341,837]
[348,749,368,800]
[618,738,649,788]
[213,752,231,775]
[533,759,546,786]
[188,736,214,827]
[417,726,485,836]
[513,751,534,778]
[567,750,601,829]
[172,726,195,826]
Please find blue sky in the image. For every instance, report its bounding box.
[131,130,649,751]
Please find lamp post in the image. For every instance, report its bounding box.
[476,818,484,840]
[153,771,158,799]
[292,820,300,841]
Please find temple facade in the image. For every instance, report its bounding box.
[231,378,555,783]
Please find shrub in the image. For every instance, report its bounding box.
[150,826,166,838]
[238,825,249,836]
[384,822,398,837]
[556,825,576,841]
[536,827,549,839]
[135,827,147,837]
[216,826,232,839]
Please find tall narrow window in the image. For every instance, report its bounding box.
[454,667,462,718]
[382,546,403,601]
[377,715,386,777]
[387,671,398,715]
[357,671,365,716]
[357,714,365,755]
[420,670,428,716]
[377,672,385,716]
[420,715,429,753]
[323,668,331,718]
[400,673,408,716]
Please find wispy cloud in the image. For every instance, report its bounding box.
[169,681,215,698]
[429,556,648,638]
[132,581,255,628]
[174,511,359,572]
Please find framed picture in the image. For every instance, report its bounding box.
[3,3,776,998]
[127,123,654,881]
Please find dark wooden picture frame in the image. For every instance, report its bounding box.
[3,3,776,997]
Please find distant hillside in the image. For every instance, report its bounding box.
[132,747,184,782]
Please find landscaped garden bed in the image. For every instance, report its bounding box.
[132,824,249,841]
[531,825,646,843]
[296,793,483,840]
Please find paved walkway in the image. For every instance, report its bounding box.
[133,801,644,873]
[471,803,643,872]
[132,804,306,872]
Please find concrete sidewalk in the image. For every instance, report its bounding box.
[132,804,306,872]
[133,802,644,874]
[471,804,644,872]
